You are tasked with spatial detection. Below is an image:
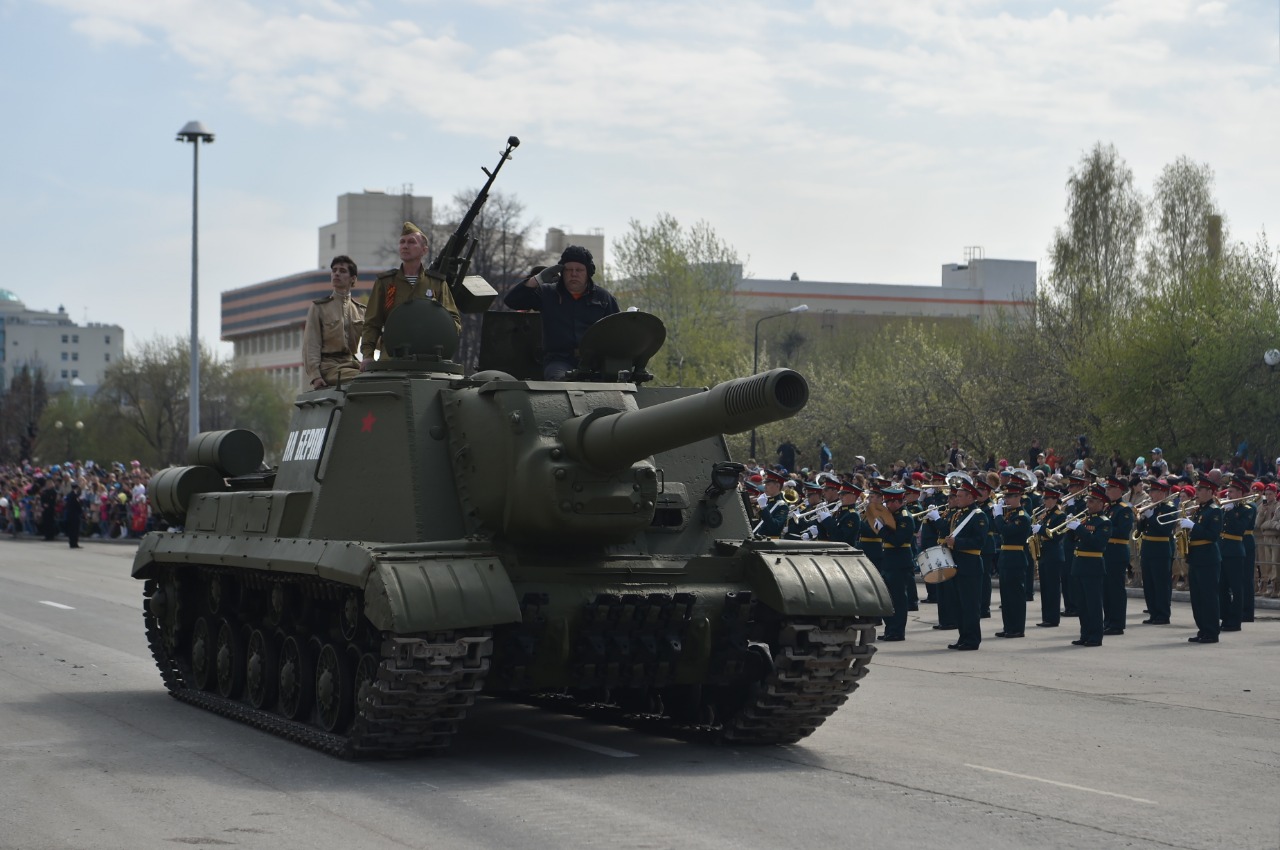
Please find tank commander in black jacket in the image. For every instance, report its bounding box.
[503,245,620,379]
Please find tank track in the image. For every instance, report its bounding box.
[518,616,877,745]
[141,569,490,758]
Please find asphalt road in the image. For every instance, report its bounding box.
[1,537,1277,850]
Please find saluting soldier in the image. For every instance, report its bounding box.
[1034,485,1068,628]
[1182,476,1224,643]
[303,255,365,390]
[993,477,1033,638]
[943,477,989,650]
[1218,476,1253,633]
[360,221,462,365]
[1067,483,1112,647]
[1102,475,1135,635]
[877,486,917,641]
[1136,478,1176,625]
[754,470,791,538]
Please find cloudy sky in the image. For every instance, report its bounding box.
[2,0,1277,354]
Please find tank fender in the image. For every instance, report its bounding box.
[364,555,522,633]
[745,549,893,617]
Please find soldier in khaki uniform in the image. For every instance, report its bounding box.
[303,255,365,389]
[360,221,462,364]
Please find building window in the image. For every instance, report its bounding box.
[72,334,79,344]
[72,352,79,361]
[61,334,68,343]
[330,233,336,249]
[105,353,110,362]
[72,370,78,378]
[61,370,68,378]
[105,335,111,345]
[61,352,68,361]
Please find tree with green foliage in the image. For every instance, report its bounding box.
[94,337,292,467]
[0,365,49,462]
[608,214,747,387]
[1045,142,1145,340]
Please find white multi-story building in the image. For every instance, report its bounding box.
[0,289,125,393]
[318,190,433,275]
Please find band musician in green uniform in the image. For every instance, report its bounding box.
[993,478,1033,638]
[1067,484,1111,647]
[1182,477,1223,643]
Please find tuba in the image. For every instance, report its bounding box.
[782,487,802,505]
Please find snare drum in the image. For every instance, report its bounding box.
[916,545,958,583]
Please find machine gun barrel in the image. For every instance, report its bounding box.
[559,368,808,471]
[428,136,520,311]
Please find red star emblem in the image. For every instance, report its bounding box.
[361,411,376,433]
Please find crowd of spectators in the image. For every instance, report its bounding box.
[0,459,161,543]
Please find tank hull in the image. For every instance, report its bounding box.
[133,361,891,757]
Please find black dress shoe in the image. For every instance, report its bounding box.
[1188,636,1202,643]
[1198,636,1219,643]
[1102,628,1124,636]
[947,642,979,651]
[995,632,1024,638]
[1035,622,1059,628]
[1221,625,1242,632]
[1071,639,1102,646]
[1141,619,1169,625]
[1061,610,1078,617]
[1242,615,1254,622]
[980,612,991,619]
[878,634,905,641]
[932,624,957,630]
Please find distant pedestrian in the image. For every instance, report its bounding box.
[64,485,83,549]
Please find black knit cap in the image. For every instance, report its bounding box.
[559,245,596,279]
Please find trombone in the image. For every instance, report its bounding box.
[1043,506,1091,537]
[790,499,840,522]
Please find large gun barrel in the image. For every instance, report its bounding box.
[559,368,808,471]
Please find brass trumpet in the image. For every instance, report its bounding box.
[790,499,839,522]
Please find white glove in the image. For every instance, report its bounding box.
[927,508,941,522]
[1066,519,1081,530]
[1142,508,1153,519]
[1223,502,1235,512]
[873,518,884,532]
[992,503,1004,517]
[1032,523,1042,534]
[535,264,562,284]
[802,527,818,540]
[756,493,768,508]
[816,508,832,523]
[1067,498,1078,508]
[1179,518,1195,529]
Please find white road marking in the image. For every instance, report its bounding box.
[39,601,75,610]
[504,725,638,758]
[965,764,1157,805]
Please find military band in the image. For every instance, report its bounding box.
[740,461,1264,651]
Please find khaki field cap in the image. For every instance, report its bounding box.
[401,221,424,237]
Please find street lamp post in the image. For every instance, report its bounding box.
[750,304,809,460]
[176,121,215,443]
